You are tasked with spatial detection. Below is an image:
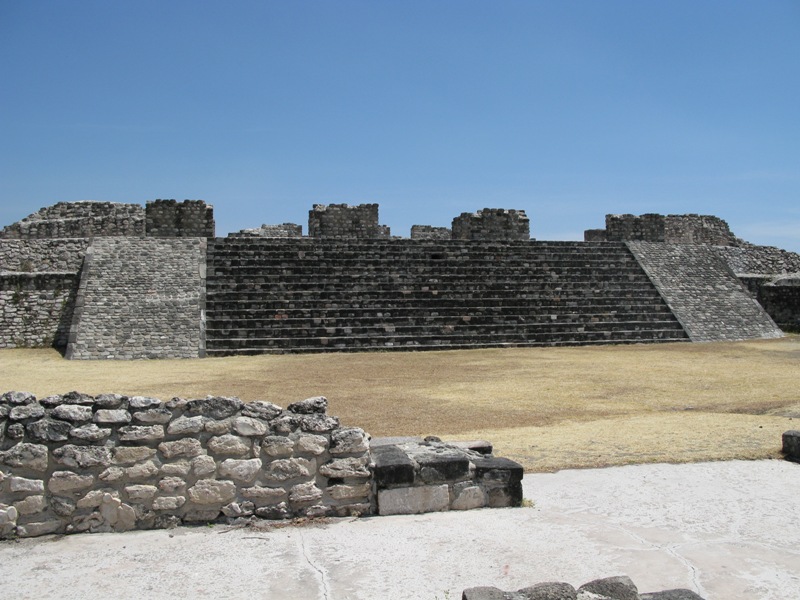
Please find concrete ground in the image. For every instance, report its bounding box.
[2,459,798,600]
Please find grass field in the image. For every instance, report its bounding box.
[2,337,798,472]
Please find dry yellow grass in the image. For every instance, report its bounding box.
[2,337,798,472]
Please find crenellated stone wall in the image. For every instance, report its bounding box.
[0,202,145,240]
[0,273,79,349]
[145,199,215,238]
[0,393,372,538]
[451,208,530,241]
[308,203,390,239]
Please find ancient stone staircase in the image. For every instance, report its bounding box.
[204,239,688,355]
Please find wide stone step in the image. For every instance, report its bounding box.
[205,328,689,354]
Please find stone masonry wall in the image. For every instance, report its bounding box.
[0,273,79,349]
[598,214,736,246]
[628,242,783,342]
[451,209,530,241]
[0,202,145,239]
[145,199,215,238]
[228,223,303,238]
[410,225,451,240]
[307,203,390,238]
[715,244,800,275]
[0,239,90,272]
[65,238,206,360]
[0,393,372,538]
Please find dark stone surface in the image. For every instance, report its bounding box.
[640,590,706,600]
[371,444,415,486]
[26,418,72,442]
[287,396,328,414]
[578,576,639,600]
[472,456,524,484]
[782,430,800,461]
[186,396,243,419]
[517,581,577,599]
[413,445,471,483]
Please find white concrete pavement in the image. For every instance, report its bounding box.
[2,460,799,600]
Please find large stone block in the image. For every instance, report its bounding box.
[782,430,800,461]
[371,445,415,486]
[377,485,450,516]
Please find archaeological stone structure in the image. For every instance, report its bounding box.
[0,391,522,539]
[0,200,798,358]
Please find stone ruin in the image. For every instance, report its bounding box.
[0,391,522,539]
[0,200,798,358]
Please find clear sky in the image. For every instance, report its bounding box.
[1,1,798,251]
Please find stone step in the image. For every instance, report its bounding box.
[205,329,689,355]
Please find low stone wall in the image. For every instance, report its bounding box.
[0,202,144,239]
[598,214,736,246]
[0,273,79,349]
[716,244,800,275]
[463,575,705,600]
[228,223,303,238]
[410,225,451,240]
[0,393,373,538]
[451,208,530,241]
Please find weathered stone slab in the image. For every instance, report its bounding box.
[166,415,205,435]
[186,396,243,419]
[377,485,449,515]
[9,476,45,494]
[53,445,112,469]
[294,434,328,455]
[472,456,524,485]
[124,485,158,503]
[241,401,282,420]
[289,482,323,505]
[9,404,45,420]
[262,436,294,457]
[132,408,172,424]
[125,460,160,480]
[128,396,162,409]
[330,427,369,455]
[113,446,156,465]
[159,438,203,459]
[207,434,251,456]
[452,484,486,511]
[219,458,262,482]
[94,409,132,424]
[241,486,287,505]
[371,445,415,486]
[191,455,216,476]
[578,576,638,600]
[26,419,72,442]
[287,396,327,414]
[319,457,370,479]
[327,483,371,501]
[263,458,313,482]
[232,416,268,436]
[187,479,237,505]
[14,494,47,516]
[69,424,112,442]
[119,425,165,442]
[48,471,94,494]
[1,443,49,471]
[152,496,185,511]
[52,404,93,422]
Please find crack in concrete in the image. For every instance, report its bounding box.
[298,530,330,600]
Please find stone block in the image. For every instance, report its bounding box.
[782,430,800,461]
[207,434,251,456]
[378,485,450,516]
[186,396,243,419]
[9,476,45,494]
[159,438,203,459]
[26,418,72,442]
[52,404,93,422]
[319,457,370,479]
[53,445,112,469]
[371,445,415,486]
[232,416,268,436]
[578,576,638,600]
[473,456,524,485]
[2,443,49,471]
[48,471,94,494]
[94,409,132,424]
[113,446,157,465]
[287,396,327,414]
[452,484,486,511]
[219,458,262,482]
[187,479,237,505]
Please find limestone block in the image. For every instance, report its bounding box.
[14,495,47,516]
[113,446,157,465]
[128,396,162,409]
[48,471,94,494]
[9,404,45,420]
[152,496,186,511]
[319,456,370,479]
[9,476,45,494]
[187,479,237,505]
[166,415,205,435]
[160,460,191,476]
[94,409,132,424]
[159,438,203,459]
[294,434,328,455]
[191,455,217,477]
[185,396,243,419]
[99,467,125,483]
[241,486,287,506]
[299,414,340,433]
[99,494,136,532]
[94,393,124,408]
[219,458,262,482]
[262,436,294,457]
[452,485,486,511]
[78,489,120,508]
[287,396,327,414]
[132,408,172,424]
[69,424,112,442]
[158,477,186,493]
[330,427,369,455]
[262,458,313,483]
[241,401,282,420]
[232,416,268,436]
[26,418,71,442]
[119,425,165,442]
[1,443,49,471]
[327,483,371,501]
[208,434,251,456]
[204,418,232,435]
[53,445,112,469]
[2,391,36,405]
[17,519,61,537]
[124,485,158,503]
[378,485,450,516]
[52,404,93,422]
[271,415,300,434]
[126,460,160,480]
[289,482,323,505]
[371,445,416,486]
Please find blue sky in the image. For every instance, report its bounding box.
[1,1,799,251]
